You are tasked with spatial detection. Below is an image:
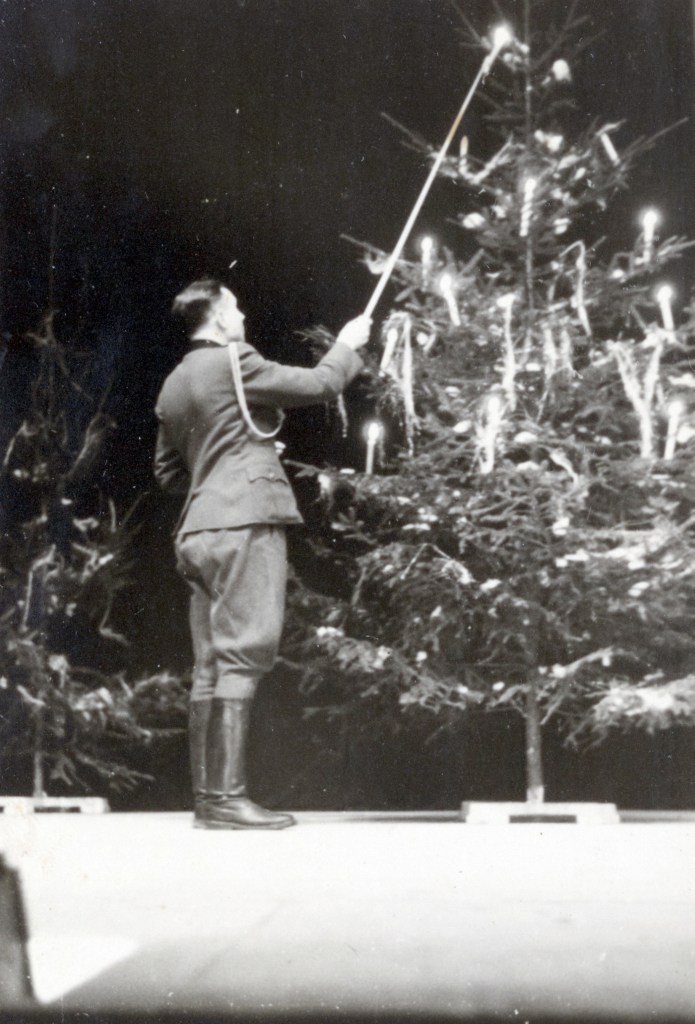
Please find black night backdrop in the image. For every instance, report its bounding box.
[1,0,694,809]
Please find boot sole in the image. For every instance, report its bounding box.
[196,817,296,831]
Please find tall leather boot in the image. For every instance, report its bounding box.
[189,699,213,828]
[202,698,296,830]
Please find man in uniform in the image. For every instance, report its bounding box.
[154,280,370,829]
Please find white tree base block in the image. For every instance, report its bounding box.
[0,797,109,815]
[460,801,620,825]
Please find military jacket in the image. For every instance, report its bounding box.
[154,338,362,534]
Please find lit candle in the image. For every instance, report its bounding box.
[380,326,400,374]
[420,235,434,284]
[664,397,685,460]
[480,393,505,475]
[657,284,675,336]
[365,421,383,474]
[439,272,461,326]
[641,209,659,263]
[497,293,517,408]
[458,135,469,176]
[599,130,620,166]
[520,177,537,238]
[317,472,333,500]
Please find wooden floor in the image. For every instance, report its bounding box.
[1,811,695,1020]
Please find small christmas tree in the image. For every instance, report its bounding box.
[0,314,185,800]
[285,0,695,805]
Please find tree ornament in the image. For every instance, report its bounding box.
[497,293,517,409]
[551,58,571,82]
[664,397,685,460]
[379,315,417,451]
[610,333,664,458]
[336,394,349,437]
[478,391,505,474]
[401,325,416,454]
[462,212,486,230]
[439,272,461,326]
[542,324,557,380]
[519,176,537,238]
[534,130,564,153]
[562,240,592,337]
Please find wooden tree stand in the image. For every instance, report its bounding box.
[460,801,620,824]
[0,796,109,815]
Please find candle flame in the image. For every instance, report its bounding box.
[668,397,685,418]
[366,421,383,443]
[420,236,434,258]
[642,208,659,232]
[387,327,399,344]
[657,284,673,304]
[492,24,513,49]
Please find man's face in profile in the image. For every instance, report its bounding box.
[214,287,246,342]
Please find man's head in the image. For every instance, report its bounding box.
[172,279,245,343]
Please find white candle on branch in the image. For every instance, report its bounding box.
[458,135,469,176]
[420,235,434,284]
[479,392,505,475]
[599,130,620,165]
[641,208,659,263]
[365,420,383,474]
[664,397,685,461]
[380,326,400,374]
[440,272,461,326]
[519,177,537,239]
[657,284,675,338]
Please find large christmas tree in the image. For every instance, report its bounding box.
[284,0,695,803]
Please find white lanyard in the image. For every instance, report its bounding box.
[227,341,282,440]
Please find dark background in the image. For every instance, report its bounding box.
[1,0,694,808]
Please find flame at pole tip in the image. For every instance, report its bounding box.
[657,284,673,304]
[492,24,513,50]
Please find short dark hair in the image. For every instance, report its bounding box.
[171,279,226,335]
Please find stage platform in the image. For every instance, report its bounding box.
[1,811,695,1021]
